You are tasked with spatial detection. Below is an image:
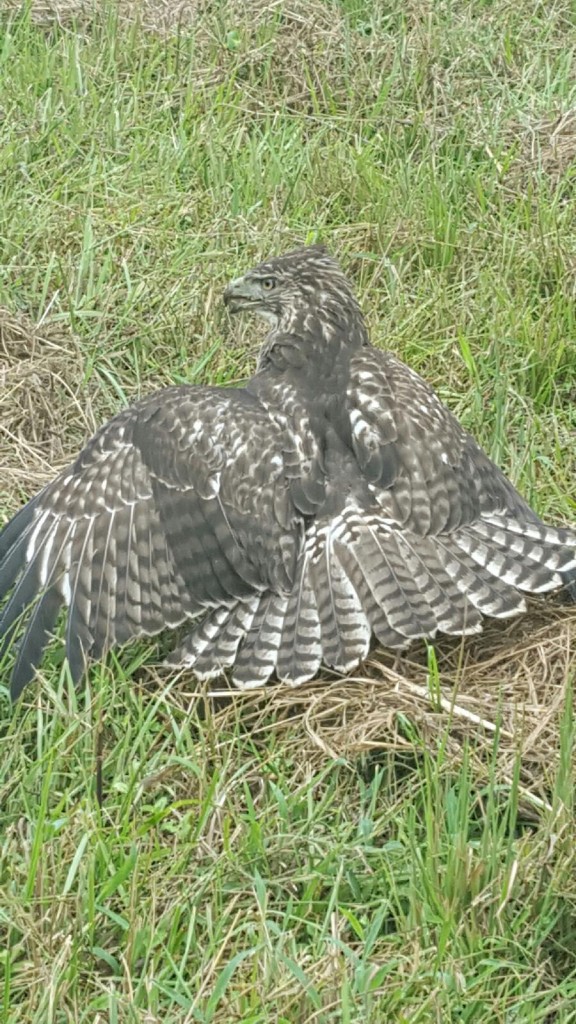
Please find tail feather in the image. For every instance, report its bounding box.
[309,525,371,671]
[166,597,259,678]
[406,537,483,636]
[232,593,289,688]
[334,537,410,649]
[276,554,322,685]
[436,538,527,618]
[164,505,575,690]
[341,519,437,638]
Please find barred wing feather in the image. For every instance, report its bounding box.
[0,386,303,699]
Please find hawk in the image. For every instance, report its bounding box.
[1,245,575,700]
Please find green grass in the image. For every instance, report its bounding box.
[1,0,576,1019]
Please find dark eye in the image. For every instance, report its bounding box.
[261,277,276,291]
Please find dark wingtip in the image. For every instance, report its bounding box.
[10,662,35,703]
[9,587,64,702]
[559,567,576,603]
[8,622,38,702]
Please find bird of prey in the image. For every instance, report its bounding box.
[1,245,575,700]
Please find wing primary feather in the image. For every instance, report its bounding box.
[65,520,95,684]
[0,492,44,563]
[436,538,526,618]
[10,586,63,701]
[114,502,143,643]
[89,511,117,660]
[0,513,49,598]
[1,519,77,692]
[0,521,64,659]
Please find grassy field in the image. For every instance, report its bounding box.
[1,0,576,1020]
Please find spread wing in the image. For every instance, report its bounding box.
[0,385,305,699]
[168,350,576,691]
[324,347,576,637]
[346,348,545,533]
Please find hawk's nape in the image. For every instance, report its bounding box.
[1,243,575,700]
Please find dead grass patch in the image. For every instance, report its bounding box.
[524,108,576,188]
[3,0,198,32]
[0,308,97,502]
[505,107,576,199]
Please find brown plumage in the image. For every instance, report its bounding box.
[1,244,575,699]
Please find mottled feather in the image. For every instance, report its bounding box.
[1,244,575,699]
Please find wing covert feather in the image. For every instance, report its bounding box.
[347,350,541,536]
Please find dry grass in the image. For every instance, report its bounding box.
[3,0,200,32]
[522,108,576,188]
[156,602,576,813]
[0,308,98,501]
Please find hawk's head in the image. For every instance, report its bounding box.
[223,245,366,341]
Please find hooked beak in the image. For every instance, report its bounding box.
[223,276,261,314]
